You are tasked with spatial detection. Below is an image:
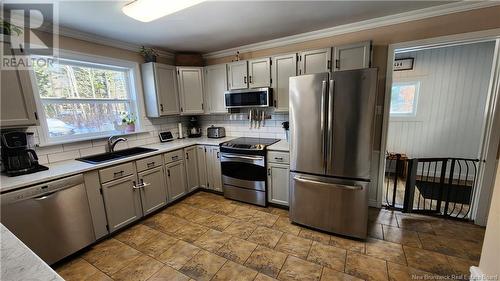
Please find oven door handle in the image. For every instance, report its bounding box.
[221,154,264,161]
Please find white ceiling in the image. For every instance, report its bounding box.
[57,1,454,53]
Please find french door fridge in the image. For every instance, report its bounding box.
[289,68,377,239]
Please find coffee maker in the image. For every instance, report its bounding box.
[187,116,202,138]
[1,131,49,176]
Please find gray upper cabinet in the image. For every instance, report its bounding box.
[101,174,143,232]
[227,60,248,90]
[333,41,371,71]
[271,53,297,112]
[165,159,188,202]
[204,64,228,114]
[248,58,271,88]
[0,42,39,128]
[197,145,208,188]
[184,146,199,192]
[137,166,167,215]
[299,48,332,75]
[142,63,179,117]
[177,67,204,114]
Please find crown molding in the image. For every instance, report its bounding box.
[202,1,500,59]
[56,25,175,59]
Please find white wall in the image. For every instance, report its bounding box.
[472,163,500,278]
[387,41,495,159]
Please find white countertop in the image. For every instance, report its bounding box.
[1,224,63,281]
[268,139,289,152]
[0,137,235,193]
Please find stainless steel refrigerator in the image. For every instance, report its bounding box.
[289,68,377,239]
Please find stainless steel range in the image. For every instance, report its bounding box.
[220,137,280,206]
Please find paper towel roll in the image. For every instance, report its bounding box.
[178,122,183,139]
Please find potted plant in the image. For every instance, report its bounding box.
[139,46,158,63]
[121,112,137,132]
[1,19,22,36]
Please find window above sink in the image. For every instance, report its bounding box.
[30,51,143,145]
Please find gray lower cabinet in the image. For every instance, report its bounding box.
[165,160,188,201]
[267,163,290,206]
[206,146,223,192]
[196,145,208,187]
[137,166,167,215]
[184,146,199,192]
[101,174,143,232]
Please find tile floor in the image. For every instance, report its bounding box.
[55,191,485,281]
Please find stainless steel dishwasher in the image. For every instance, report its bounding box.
[1,174,95,264]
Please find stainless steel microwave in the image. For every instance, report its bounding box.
[224,88,273,108]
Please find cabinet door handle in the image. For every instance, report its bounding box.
[335,59,340,69]
[132,181,141,189]
[160,104,164,112]
[147,162,155,168]
[249,76,252,83]
[142,182,151,188]
[268,168,271,176]
[186,153,189,160]
[114,171,124,178]
[275,157,283,161]
[244,76,247,84]
[216,152,220,159]
[167,169,171,177]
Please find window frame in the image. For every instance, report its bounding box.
[389,80,421,120]
[29,49,144,146]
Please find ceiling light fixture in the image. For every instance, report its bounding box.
[122,0,205,22]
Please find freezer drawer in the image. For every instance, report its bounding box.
[289,172,368,239]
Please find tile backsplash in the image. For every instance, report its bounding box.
[26,111,288,165]
[30,116,188,165]
[199,112,289,139]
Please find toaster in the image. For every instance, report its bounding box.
[207,126,226,138]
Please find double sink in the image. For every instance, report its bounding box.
[76,147,158,164]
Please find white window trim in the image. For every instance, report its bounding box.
[389,80,423,122]
[29,49,145,146]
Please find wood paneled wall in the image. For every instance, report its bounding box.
[387,41,496,158]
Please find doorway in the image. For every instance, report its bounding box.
[378,32,500,225]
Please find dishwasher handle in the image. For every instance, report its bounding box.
[37,174,84,192]
[34,191,58,201]
[1,174,85,204]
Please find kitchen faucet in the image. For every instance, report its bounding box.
[107,136,127,152]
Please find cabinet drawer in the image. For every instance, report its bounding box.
[136,155,162,172]
[164,150,184,164]
[99,162,135,183]
[268,151,290,164]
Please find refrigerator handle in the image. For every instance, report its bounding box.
[293,176,363,190]
[320,80,328,171]
[327,79,335,171]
